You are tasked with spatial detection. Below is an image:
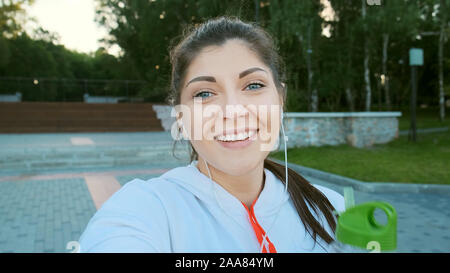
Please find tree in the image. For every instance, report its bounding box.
[415,0,449,121]
[0,0,33,70]
[0,0,34,37]
[95,0,248,101]
[0,34,9,68]
[361,0,372,111]
[267,0,324,112]
[438,0,448,121]
[369,0,421,110]
[326,0,362,112]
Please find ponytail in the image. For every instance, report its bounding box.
[263,158,337,244]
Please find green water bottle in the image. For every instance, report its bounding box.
[329,187,397,253]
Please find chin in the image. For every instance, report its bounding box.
[216,156,262,176]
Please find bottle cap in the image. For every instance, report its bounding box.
[336,201,397,251]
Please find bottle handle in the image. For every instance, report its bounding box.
[368,202,396,229]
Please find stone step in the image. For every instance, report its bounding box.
[0,153,190,172]
[0,140,192,173]
[1,142,180,157]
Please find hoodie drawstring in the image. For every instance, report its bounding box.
[203,158,277,253]
[241,199,277,253]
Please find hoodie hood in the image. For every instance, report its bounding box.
[160,160,291,230]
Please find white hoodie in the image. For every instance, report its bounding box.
[79,160,345,253]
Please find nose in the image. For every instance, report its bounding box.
[222,91,249,119]
[220,102,252,134]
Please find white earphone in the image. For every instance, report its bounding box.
[177,117,188,140]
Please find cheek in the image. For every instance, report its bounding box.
[179,102,206,139]
[188,111,216,152]
[257,105,281,140]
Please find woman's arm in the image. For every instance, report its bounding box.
[78,179,172,253]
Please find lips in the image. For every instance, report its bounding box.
[214,128,259,149]
[214,128,259,142]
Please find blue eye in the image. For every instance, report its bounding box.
[193,91,213,99]
[193,82,265,99]
[246,82,265,90]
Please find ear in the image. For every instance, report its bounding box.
[279,82,286,108]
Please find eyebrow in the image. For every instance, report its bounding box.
[185,67,267,87]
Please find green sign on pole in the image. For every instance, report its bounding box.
[409,48,423,66]
[409,47,423,143]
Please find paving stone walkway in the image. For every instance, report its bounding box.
[303,175,450,253]
[0,132,448,253]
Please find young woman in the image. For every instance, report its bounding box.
[79,16,345,253]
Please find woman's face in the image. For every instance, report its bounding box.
[178,39,283,176]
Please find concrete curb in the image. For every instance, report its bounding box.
[268,157,450,196]
[399,127,448,136]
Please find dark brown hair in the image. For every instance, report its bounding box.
[167,16,337,247]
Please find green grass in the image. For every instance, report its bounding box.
[270,130,450,185]
[397,106,450,131]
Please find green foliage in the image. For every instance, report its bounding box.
[0,33,141,101]
[94,0,252,101]
[0,0,34,37]
[1,0,449,106]
[0,36,10,68]
[265,0,324,110]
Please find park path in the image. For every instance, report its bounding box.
[304,175,450,253]
[0,131,186,253]
[0,132,448,252]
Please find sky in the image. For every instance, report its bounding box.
[25,0,115,55]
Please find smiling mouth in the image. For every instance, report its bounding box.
[214,128,259,142]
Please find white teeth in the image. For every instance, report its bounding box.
[216,131,255,142]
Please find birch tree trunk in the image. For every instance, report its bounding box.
[311,89,318,112]
[306,46,314,111]
[306,23,318,112]
[345,43,355,112]
[345,14,355,112]
[345,87,355,112]
[438,0,446,121]
[362,0,372,111]
[377,74,382,110]
[382,33,391,110]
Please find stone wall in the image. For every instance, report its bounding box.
[151,105,402,148]
[283,112,401,148]
[0,92,21,102]
[83,93,125,103]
